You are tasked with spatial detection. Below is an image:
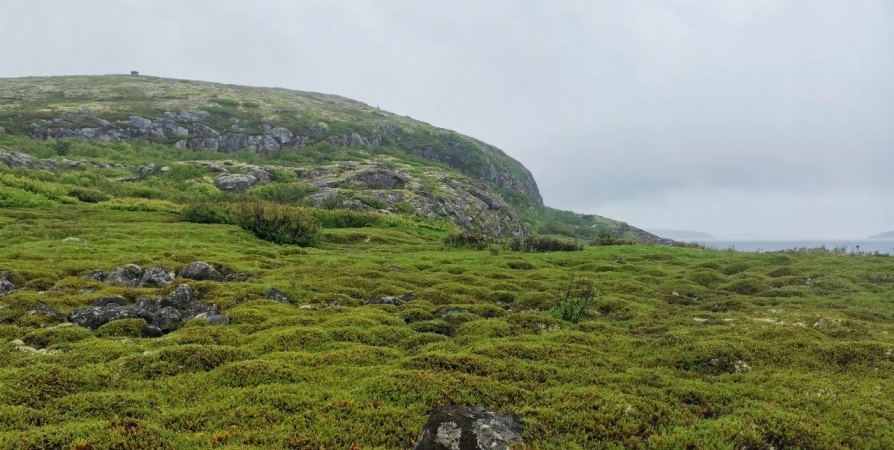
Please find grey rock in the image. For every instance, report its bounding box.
[224,273,252,282]
[215,174,256,192]
[246,167,273,184]
[0,148,39,169]
[105,265,143,286]
[140,266,174,288]
[348,132,365,146]
[203,314,230,325]
[342,167,408,190]
[0,125,5,133]
[413,406,524,450]
[134,297,163,312]
[178,111,210,122]
[365,296,404,307]
[264,288,292,303]
[27,301,60,317]
[166,284,197,310]
[154,306,182,332]
[436,308,472,318]
[179,262,223,281]
[0,272,13,297]
[142,325,164,338]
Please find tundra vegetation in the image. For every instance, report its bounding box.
[0,76,891,449]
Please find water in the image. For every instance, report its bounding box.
[690,240,894,255]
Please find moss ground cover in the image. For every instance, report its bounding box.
[1,202,892,449]
[0,137,892,449]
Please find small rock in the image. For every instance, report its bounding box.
[224,273,253,282]
[204,314,230,325]
[93,297,126,307]
[215,174,256,192]
[154,306,182,332]
[142,325,164,338]
[106,265,142,286]
[366,296,403,307]
[179,261,223,281]
[27,302,60,317]
[435,308,473,318]
[0,272,14,297]
[413,406,524,450]
[265,288,292,303]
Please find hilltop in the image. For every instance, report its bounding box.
[868,231,894,240]
[0,74,663,242]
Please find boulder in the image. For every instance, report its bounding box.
[0,148,39,169]
[94,296,126,307]
[365,296,403,307]
[154,306,182,332]
[215,174,256,192]
[142,325,164,338]
[140,266,174,288]
[342,167,408,190]
[166,284,197,310]
[179,262,223,281]
[203,314,230,325]
[413,406,524,450]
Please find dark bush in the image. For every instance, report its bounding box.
[250,183,315,204]
[443,232,495,250]
[182,201,235,225]
[313,209,383,228]
[509,236,582,252]
[67,187,111,203]
[235,201,322,247]
[589,228,633,246]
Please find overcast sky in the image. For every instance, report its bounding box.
[1,0,892,239]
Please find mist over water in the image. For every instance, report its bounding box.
[692,240,894,255]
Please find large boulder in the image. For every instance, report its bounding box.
[215,174,256,192]
[179,262,223,281]
[105,264,143,286]
[413,406,524,450]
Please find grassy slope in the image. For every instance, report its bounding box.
[1,207,893,448]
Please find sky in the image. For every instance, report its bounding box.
[1,0,892,239]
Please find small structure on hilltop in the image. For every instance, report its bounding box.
[131,70,140,76]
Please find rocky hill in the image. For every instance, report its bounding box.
[868,231,894,240]
[0,75,663,241]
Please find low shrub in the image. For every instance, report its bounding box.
[181,201,236,224]
[67,186,111,203]
[313,208,383,228]
[509,236,582,252]
[551,275,595,323]
[443,232,495,250]
[235,201,322,247]
[589,228,633,246]
[97,198,183,214]
[250,183,315,204]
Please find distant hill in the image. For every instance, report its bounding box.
[0,74,666,242]
[868,231,894,240]
[647,229,716,241]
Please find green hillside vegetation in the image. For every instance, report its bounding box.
[0,140,892,448]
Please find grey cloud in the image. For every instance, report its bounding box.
[0,0,891,238]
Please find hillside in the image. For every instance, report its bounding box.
[868,231,894,240]
[0,75,662,242]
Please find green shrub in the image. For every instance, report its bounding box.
[235,201,322,246]
[509,236,582,252]
[67,186,111,203]
[313,208,383,228]
[589,228,634,246]
[443,232,495,250]
[354,195,389,210]
[249,183,314,204]
[551,275,595,323]
[186,183,220,199]
[181,201,236,224]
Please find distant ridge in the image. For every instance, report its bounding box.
[647,229,716,241]
[867,231,894,240]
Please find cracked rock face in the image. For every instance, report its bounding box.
[413,406,524,450]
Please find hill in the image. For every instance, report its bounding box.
[868,231,894,240]
[0,74,663,242]
[647,229,716,241]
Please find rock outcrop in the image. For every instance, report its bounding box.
[67,284,226,336]
[413,406,524,450]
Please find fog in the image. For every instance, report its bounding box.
[1,0,891,239]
